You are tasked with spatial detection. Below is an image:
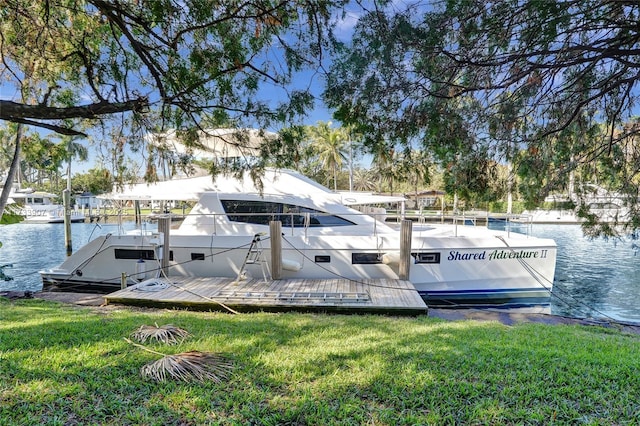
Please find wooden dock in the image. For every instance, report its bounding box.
[104,276,428,315]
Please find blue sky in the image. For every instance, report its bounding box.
[250,2,363,128]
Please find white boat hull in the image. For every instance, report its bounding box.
[40,226,556,307]
[21,207,86,223]
[8,190,86,223]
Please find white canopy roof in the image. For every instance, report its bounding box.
[100,169,336,201]
[8,189,58,199]
[338,192,406,206]
[102,169,409,206]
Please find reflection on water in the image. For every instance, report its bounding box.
[1,221,639,323]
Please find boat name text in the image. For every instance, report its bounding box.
[448,249,549,261]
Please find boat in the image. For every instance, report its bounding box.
[7,189,86,223]
[515,208,581,224]
[40,168,557,307]
[516,184,630,225]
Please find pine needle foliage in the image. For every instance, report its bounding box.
[130,323,190,345]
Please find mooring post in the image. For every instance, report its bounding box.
[134,200,141,225]
[63,189,72,256]
[269,220,282,280]
[399,219,413,280]
[157,215,171,276]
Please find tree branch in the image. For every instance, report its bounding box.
[0,117,86,136]
[0,98,148,120]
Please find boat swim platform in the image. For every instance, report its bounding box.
[103,276,428,315]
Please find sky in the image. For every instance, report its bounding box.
[82,2,366,175]
[0,2,378,178]
[247,2,362,128]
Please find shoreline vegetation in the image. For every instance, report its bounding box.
[0,211,22,225]
[1,295,639,425]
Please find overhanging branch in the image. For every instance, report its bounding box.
[0,98,149,120]
[0,97,149,136]
[1,117,87,136]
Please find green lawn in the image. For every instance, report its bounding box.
[1,298,638,425]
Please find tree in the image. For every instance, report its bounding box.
[1,0,344,136]
[64,137,89,166]
[306,122,348,190]
[351,167,377,192]
[72,167,113,194]
[324,0,640,235]
[369,144,395,194]
[0,0,347,215]
[0,125,22,219]
[402,149,431,200]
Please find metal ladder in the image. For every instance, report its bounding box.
[235,233,270,283]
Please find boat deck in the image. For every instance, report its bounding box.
[104,276,428,315]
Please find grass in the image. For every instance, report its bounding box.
[0,212,23,225]
[1,299,639,425]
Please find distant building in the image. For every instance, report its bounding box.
[405,190,446,209]
[76,192,102,209]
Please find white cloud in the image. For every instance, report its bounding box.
[333,8,361,41]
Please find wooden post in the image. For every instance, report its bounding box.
[157,215,171,276]
[399,219,412,280]
[121,272,127,289]
[269,220,282,280]
[134,200,141,225]
[63,189,72,256]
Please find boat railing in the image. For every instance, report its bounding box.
[147,211,387,239]
[90,209,534,241]
[196,211,385,238]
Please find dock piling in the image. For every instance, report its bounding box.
[399,219,412,280]
[270,221,282,280]
[63,189,72,256]
[157,215,171,276]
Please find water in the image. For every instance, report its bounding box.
[0,221,151,291]
[1,221,639,324]
[499,222,640,323]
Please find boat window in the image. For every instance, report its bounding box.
[221,200,280,225]
[298,207,354,227]
[221,200,354,227]
[352,253,382,264]
[413,252,441,264]
[191,253,205,260]
[314,255,331,263]
[114,249,172,261]
[114,249,156,260]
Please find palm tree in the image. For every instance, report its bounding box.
[61,135,89,190]
[370,144,396,193]
[307,122,347,191]
[404,149,431,198]
[352,167,377,192]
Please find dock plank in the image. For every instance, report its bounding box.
[104,277,427,315]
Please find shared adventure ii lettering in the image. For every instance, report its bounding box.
[447,249,549,261]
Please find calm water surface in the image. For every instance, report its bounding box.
[1,221,639,323]
[500,222,640,323]
[0,221,147,291]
